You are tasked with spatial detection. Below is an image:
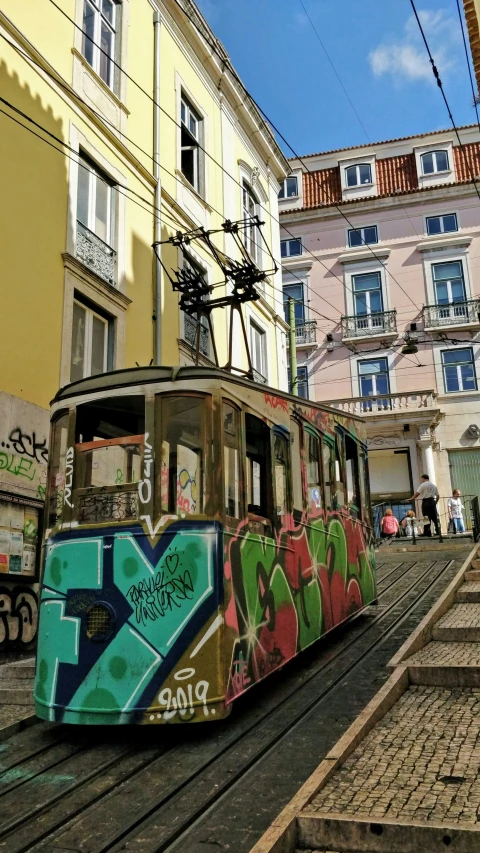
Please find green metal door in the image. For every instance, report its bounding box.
[448,450,480,498]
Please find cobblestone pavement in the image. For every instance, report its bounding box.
[407,641,480,666]
[306,686,480,826]
[435,603,480,629]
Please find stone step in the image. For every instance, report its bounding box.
[456,582,480,603]
[0,665,35,681]
[0,680,34,706]
[470,559,480,570]
[406,641,480,687]
[433,603,480,642]
[465,569,480,581]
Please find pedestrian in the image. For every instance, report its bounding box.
[448,489,465,534]
[380,508,399,543]
[407,474,442,540]
[401,510,418,538]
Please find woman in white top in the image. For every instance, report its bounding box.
[448,489,465,534]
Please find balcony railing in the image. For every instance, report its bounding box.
[252,368,268,385]
[341,310,397,339]
[423,298,480,328]
[76,221,116,286]
[330,389,436,416]
[286,320,317,346]
[184,313,209,357]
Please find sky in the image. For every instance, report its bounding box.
[194,0,479,157]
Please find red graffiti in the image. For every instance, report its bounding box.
[264,393,288,413]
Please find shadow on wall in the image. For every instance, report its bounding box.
[0,59,68,406]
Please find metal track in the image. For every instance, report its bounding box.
[0,550,470,853]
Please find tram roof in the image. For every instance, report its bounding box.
[52,365,365,424]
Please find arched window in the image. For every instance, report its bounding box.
[421,150,449,175]
[345,163,372,187]
[242,180,261,264]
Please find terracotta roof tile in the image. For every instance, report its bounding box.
[377,153,417,194]
[454,141,480,181]
[463,0,480,97]
[303,166,341,207]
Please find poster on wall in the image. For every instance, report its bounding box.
[0,497,39,578]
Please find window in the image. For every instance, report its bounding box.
[322,440,333,510]
[433,261,466,305]
[82,0,118,89]
[182,254,209,357]
[426,213,458,236]
[335,431,345,507]
[442,349,477,393]
[245,414,271,524]
[70,299,110,382]
[306,431,322,510]
[281,238,302,258]
[181,96,202,192]
[283,283,305,325]
[345,435,360,513]
[278,176,298,199]
[160,396,206,515]
[242,180,260,264]
[273,432,289,518]
[250,321,267,381]
[288,366,309,398]
[421,150,449,175]
[353,271,383,329]
[345,164,372,187]
[223,403,241,518]
[77,154,115,247]
[47,412,69,528]
[358,358,390,397]
[348,225,378,248]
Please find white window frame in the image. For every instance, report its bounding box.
[281,237,303,258]
[180,95,203,193]
[339,153,377,200]
[425,212,458,236]
[432,260,466,305]
[279,176,299,199]
[351,350,397,397]
[242,180,261,266]
[414,141,454,188]
[422,248,473,305]
[441,347,478,393]
[345,163,372,188]
[421,149,450,176]
[77,154,115,247]
[347,224,379,248]
[352,271,384,319]
[250,319,267,380]
[70,298,109,381]
[81,0,117,90]
[344,260,390,318]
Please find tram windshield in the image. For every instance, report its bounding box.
[158,396,205,516]
[75,396,145,489]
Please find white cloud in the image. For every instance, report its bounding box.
[369,8,460,85]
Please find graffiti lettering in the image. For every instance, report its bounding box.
[78,491,138,524]
[0,452,36,480]
[138,433,153,506]
[127,561,194,625]
[67,591,97,616]
[264,393,288,413]
[7,427,49,464]
[140,514,178,540]
[230,657,251,695]
[156,673,211,719]
[64,447,74,508]
[0,586,38,650]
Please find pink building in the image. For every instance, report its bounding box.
[279,126,480,513]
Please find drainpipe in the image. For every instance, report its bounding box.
[153,11,162,365]
[288,297,298,395]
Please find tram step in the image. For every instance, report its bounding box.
[465,569,480,581]
[456,582,480,603]
[0,680,34,706]
[433,603,480,642]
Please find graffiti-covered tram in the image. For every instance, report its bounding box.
[34,367,376,725]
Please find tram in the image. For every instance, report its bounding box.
[34,366,376,725]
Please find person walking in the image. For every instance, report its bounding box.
[407,475,442,540]
[448,489,465,534]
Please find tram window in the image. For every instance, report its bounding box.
[245,414,270,518]
[322,440,333,510]
[160,396,205,515]
[345,435,360,512]
[47,411,69,527]
[335,432,345,508]
[359,451,371,524]
[223,403,241,518]
[306,431,322,510]
[290,419,303,513]
[75,396,145,488]
[273,432,289,517]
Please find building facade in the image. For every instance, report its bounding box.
[0,0,288,650]
[280,126,480,513]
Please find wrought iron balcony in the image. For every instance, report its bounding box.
[252,368,268,385]
[330,389,436,416]
[341,310,397,339]
[183,313,209,357]
[76,221,116,286]
[423,298,480,328]
[286,320,317,347]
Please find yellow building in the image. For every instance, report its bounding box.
[0,0,289,650]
